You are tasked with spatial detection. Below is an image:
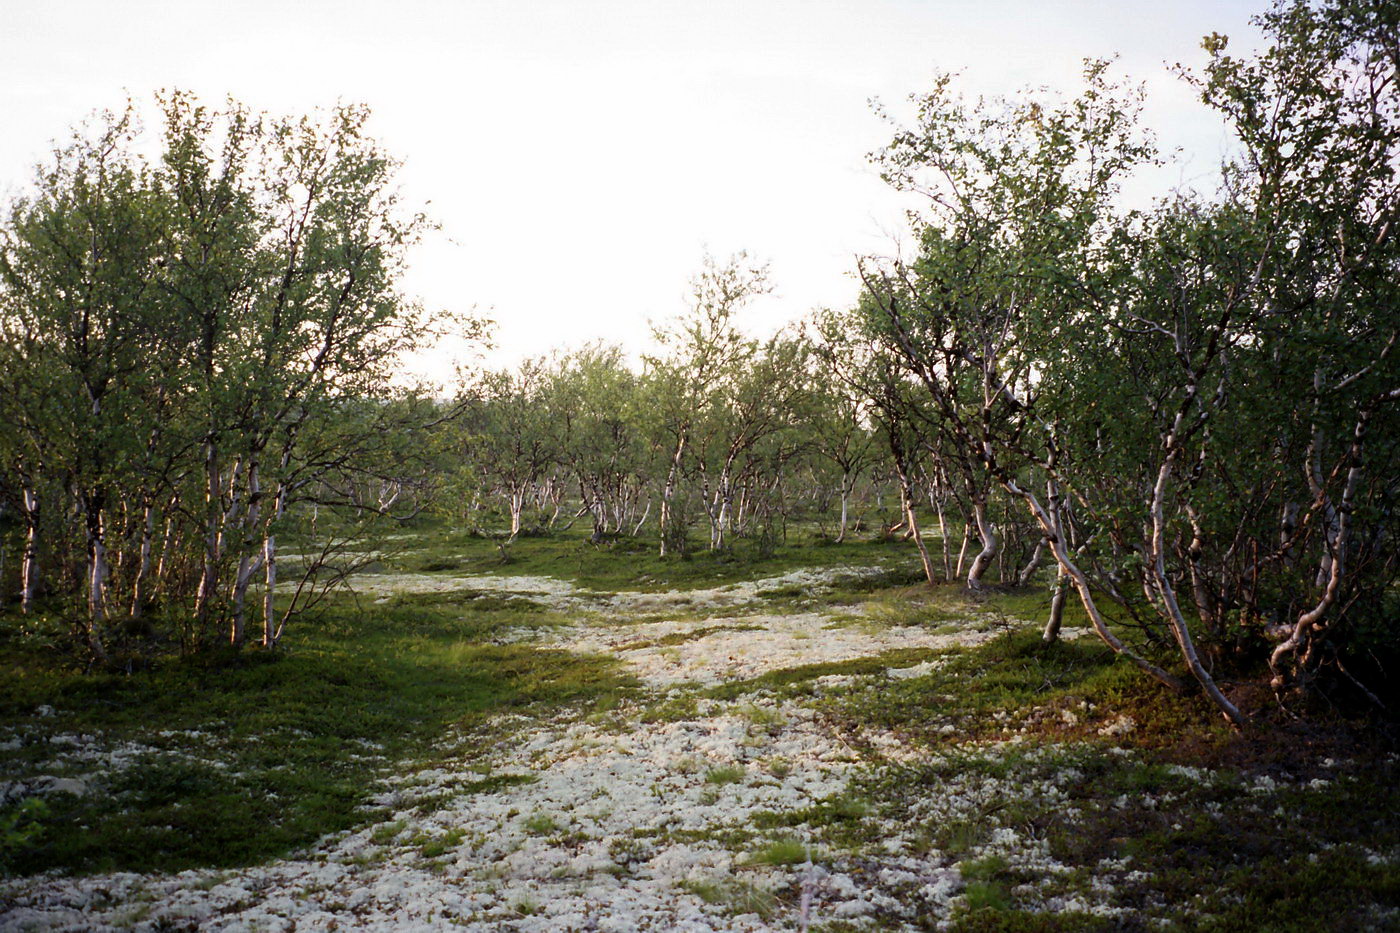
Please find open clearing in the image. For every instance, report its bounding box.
[2,536,1397,931]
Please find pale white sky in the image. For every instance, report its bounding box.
[0,0,1264,382]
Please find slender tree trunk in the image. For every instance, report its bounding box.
[509,488,524,539]
[1144,429,1245,726]
[231,462,263,647]
[1041,480,1068,645]
[1183,507,1218,639]
[659,430,687,557]
[836,475,850,544]
[1001,476,1182,692]
[895,464,936,585]
[262,531,278,648]
[714,494,732,550]
[997,499,1009,584]
[263,477,290,649]
[631,500,651,537]
[153,514,176,598]
[80,492,109,663]
[130,502,155,620]
[20,484,40,614]
[194,440,221,627]
[955,521,971,578]
[1043,565,1069,644]
[260,432,301,650]
[934,492,951,580]
[1270,407,1370,692]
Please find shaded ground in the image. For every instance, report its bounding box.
[1,532,1397,931]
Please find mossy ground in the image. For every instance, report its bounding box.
[1,522,1396,930]
[0,588,632,875]
[362,516,919,593]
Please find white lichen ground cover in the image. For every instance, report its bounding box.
[3,561,1394,931]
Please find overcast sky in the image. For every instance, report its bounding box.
[0,0,1265,382]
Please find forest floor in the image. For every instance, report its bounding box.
[1,528,1398,931]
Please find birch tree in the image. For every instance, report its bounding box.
[645,252,772,557]
[0,93,460,659]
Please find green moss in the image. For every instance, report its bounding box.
[949,911,1113,932]
[416,827,466,858]
[703,647,942,700]
[680,876,780,920]
[704,765,746,785]
[639,695,700,724]
[749,837,811,866]
[961,879,1012,913]
[818,627,1223,748]
[0,594,632,876]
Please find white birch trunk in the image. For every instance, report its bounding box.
[263,473,291,648]
[130,503,155,620]
[955,522,971,579]
[20,485,39,614]
[81,494,109,662]
[231,462,263,647]
[934,492,951,580]
[1018,536,1047,587]
[194,441,222,626]
[509,488,525,539]
[966,498,998,590]
[836,479,850,544]
[659,429,688,557]
[1145,424,1245,726]
[1270,407,1371,691]
[262,531,278,648]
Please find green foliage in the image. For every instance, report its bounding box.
[0,798,48,872]
[849,0,1400,718]
[0,92,471,659]
[680,877,781,920]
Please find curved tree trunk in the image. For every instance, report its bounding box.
[130,503,155,620]
[1018,536,1047,587]
[835,470,852,544]
[966,497,998,590]
[1270,407,1371,692]
[1147,450,1246,727]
